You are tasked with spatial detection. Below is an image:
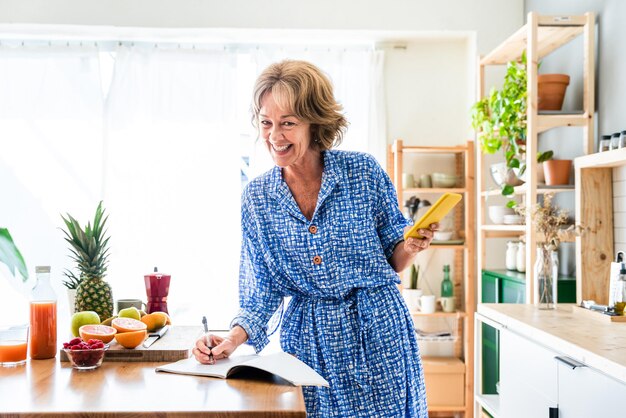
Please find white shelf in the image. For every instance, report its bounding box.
[481,184,574,197]
[480,16,586,65]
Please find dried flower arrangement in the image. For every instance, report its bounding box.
[515,193,583,250]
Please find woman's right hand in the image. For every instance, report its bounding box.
[192,325,248,364]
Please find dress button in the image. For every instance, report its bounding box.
[308,225,318,234]
[313,255,322,265]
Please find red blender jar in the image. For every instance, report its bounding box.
[144,267,171,314]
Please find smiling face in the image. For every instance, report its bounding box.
[259,92,317,170]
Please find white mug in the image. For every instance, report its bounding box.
[419,295,436,314]
[439,296,455,313]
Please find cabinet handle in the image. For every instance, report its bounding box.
[555,355,585,369]
[549,406,559,418]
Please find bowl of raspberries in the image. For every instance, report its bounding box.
[62,338,109,370]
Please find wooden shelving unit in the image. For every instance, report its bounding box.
[388,139,475,417]
[475,12,596,418]
[477,12,595,305]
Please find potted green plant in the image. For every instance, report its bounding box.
[0,228,28,281]
[471,52,553,200]
[402,264,422,312]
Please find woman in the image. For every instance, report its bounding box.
[193,60,435,417]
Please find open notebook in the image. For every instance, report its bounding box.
[156,351,329,387]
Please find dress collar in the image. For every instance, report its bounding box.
[269,150,341,222]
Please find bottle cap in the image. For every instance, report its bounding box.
[443,265,450,272]
[35,266,51,273]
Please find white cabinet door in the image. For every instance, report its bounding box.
[499,328,558,418]
[557,357,626,416]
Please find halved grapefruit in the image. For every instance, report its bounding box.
[79,324,117,344]
[114,329,147,349]
[111,317,147,333]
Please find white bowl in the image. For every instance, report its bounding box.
[488,206,515,224]
[433,231,454,241]
[503,214,524,225]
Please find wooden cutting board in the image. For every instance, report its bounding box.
[60,325,202,363]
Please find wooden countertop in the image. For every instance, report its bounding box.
[477,303,626,384]
[0,358,306,417]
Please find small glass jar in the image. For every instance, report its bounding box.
[599,135,612,152]
[620,131,626,149]
[506,241,518,270]
[610,132,622,151]
[516,241,526,273]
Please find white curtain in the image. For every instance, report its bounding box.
[0,44,104,327]
[248,47,387,177]
[103,45,240,328]
[0,41,385,331]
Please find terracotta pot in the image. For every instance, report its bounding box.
[543,159,572,185]
[538,74,570,111]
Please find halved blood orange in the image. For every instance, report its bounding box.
[114,329,147,349]
[111,317,147,333]
[79,324,117,344]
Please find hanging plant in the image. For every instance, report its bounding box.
[471,51,553,200]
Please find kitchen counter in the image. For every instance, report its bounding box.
[477,303,626,384]
[0,357,305,417]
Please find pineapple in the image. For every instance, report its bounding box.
[61,201,114,320]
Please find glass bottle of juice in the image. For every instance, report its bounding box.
[441,264,453,297]
[30,266,57,359]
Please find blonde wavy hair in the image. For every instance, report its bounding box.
[251,60,348,150]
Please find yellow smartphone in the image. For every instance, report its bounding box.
[404,192,462,240]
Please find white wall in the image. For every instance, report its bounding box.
[0,0,521,52]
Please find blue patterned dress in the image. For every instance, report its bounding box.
[231,150,428,417]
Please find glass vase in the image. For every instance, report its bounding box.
[534,246,559,309]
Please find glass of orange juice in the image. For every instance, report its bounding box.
[0,325,29,367]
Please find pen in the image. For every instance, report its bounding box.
[202,315,214,361]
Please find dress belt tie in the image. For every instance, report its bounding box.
[288,287,384,393]
[344,288,376,392]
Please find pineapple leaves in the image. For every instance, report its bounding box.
[60,201,110,287]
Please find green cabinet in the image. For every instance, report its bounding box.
[481,269,576,394]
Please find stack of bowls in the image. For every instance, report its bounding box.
[432,173,459,188]
[488,205,515,224]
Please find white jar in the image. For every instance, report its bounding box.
[506,241,518,270]
[516,241,526,272]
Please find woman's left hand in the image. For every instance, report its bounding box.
[403,222,439,255]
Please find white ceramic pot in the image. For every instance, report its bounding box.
[402,288,423,312]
